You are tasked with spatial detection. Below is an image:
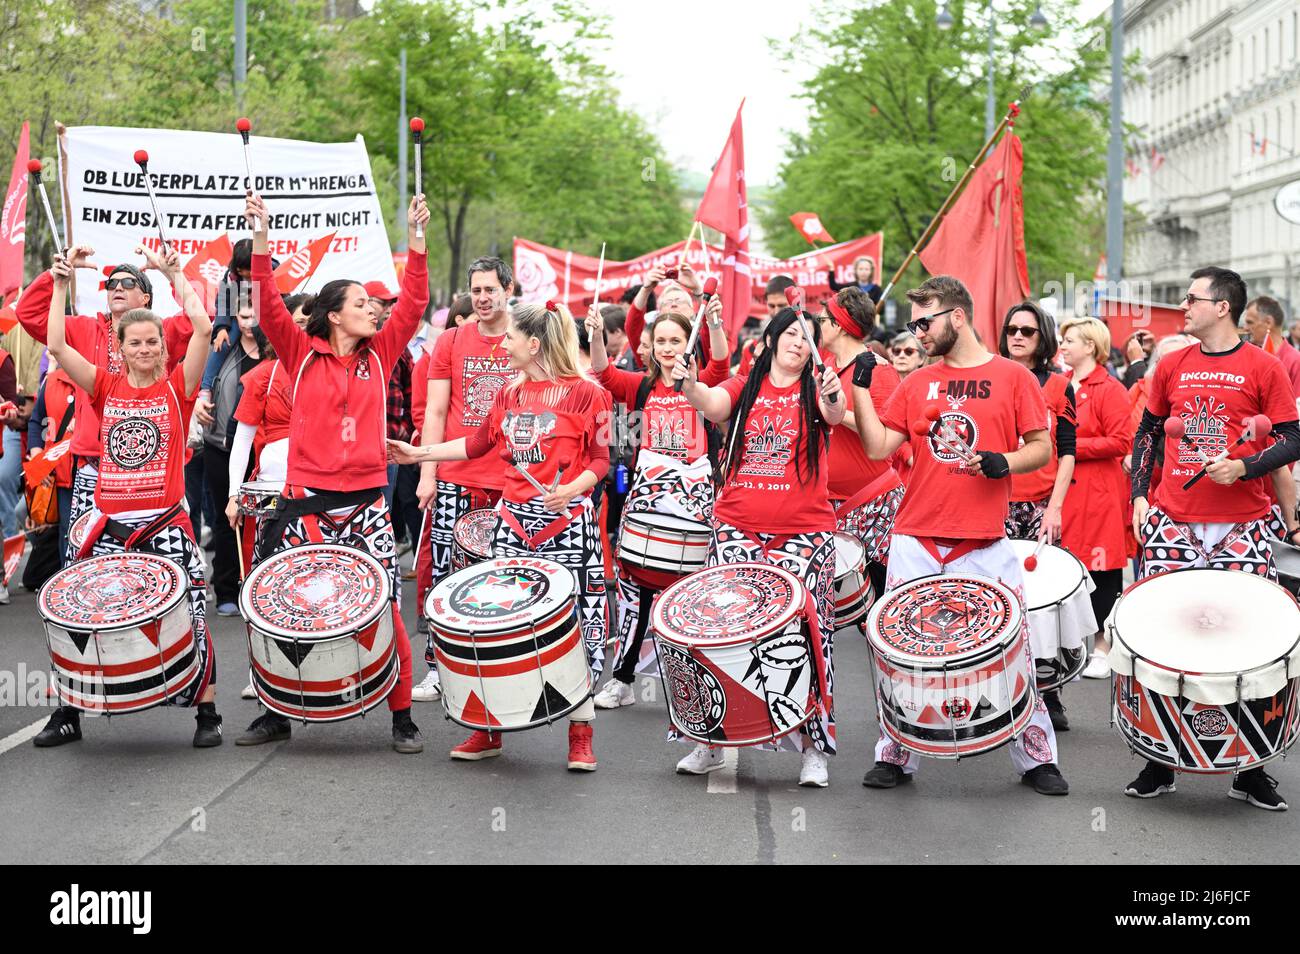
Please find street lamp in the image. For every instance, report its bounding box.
[936,4,1051,138]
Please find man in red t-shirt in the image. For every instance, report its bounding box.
[850,275,1069,796]
[1128,267,1300,810]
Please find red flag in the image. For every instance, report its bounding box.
[3,532,24,581]
[1,121,30,304]
[23,438,72,488]
[0,304,16,334]
[695,102,750,337]
[917,132,1030,348]
[182,233,234,313]
[790,212,835,244]
[274,232,336,294]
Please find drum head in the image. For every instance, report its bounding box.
[625,511,712,536]
[652,563,805,648]
[452,508,497,559]
[426,557,577,636]
[40,553,187,631]
[834,532,865,579]
[867,573,1023,664]
[240,543,391,641]
[1008,539,1085,609]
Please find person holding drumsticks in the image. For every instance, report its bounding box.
[1128,267,1300,809]
[235,191,430,754]
[586,295,730,709]
[388,302,612,771]
[35,245,221,749]
[670,302,843,788]
[851,276,1070,795]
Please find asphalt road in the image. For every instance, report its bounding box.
[1,554,1296,865]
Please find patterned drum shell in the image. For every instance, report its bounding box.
[833,532,873,629]
[1008,539,1095,691]
[240,543,397,722]
[236,480,283,519]
[67,509,94,555]
[38,553,198,714]
[865,573,1034,759]
[617,512,711,577]
[650,562,815,747]
[425,557,591,731]
[451,508,497,571]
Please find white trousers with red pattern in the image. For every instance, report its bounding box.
[871,533,1059,776]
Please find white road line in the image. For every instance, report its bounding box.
[706,747,739,794]
[0,718,46,757]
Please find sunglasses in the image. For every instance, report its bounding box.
[1006,325,1039,338]
[1183,293,1223,306]
[907,307,955,336]
[891,347,919,357]
[105,277,141,291]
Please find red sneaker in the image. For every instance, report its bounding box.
[567,722,596,772]
[450,730,502,761]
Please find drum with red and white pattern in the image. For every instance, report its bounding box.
[650,562,816,746]
[451,508,497,570]
[617,512,712,577]
[833,532,873,629]
[67,509,94,556]
[241,543,397,722]
[39,553,199,714]
[235,479,282,577]
[425,556,592,730]
[866,573,1034,759]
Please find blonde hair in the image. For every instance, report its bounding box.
[1059,317,1111,364]
[509,302,587,386]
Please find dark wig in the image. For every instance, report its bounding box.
[723,307,827,485]
[303,278,364,340]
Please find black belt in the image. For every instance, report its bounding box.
[260,487,383,553]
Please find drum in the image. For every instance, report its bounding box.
[241,543,397,722]
[1273,541,1300,598]
[236,480,282,577]
[451,508,497,570]
[617,511,711,576]
[1109,568,1300,773]
[833,532,873,629]
[1010,539,1095,690]
[67,510,94,556]
[425,556,592,731]
[650,562,817,746]
[865,573,1035,759]
[38,553,199,714]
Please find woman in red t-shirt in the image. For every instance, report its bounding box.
[584,298,730,710]
[389,302,612,771]
[671,305,843,787]
[39,244,220,749]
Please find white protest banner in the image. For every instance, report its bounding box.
[62,126,397,316]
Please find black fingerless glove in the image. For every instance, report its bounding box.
[851,352,875,388]
[974,450,1010,479]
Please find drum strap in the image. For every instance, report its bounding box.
[260,487,384,553]
[78,502,187,560]
[801,588,833,712]
[915,535,996,568]
[496,501,582,551]
[1170,518,1251,564]
[832,468,903,517]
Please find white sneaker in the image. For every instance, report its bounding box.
[240,679,256,700]
[411,670,442,702]
[675,742,725,775]
[0,580,9,605]
[799,747,829,787]
[1081,649,1111,679]
[593,677,635,709]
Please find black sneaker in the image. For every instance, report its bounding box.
[1022,763,1070,795]
[1124,760,1176,798]
[193,710,223,748]
[1042,690,1069,731]
[236,713,291,746]
[862,761,912,789]
[392,713,423,754]
[33,707,82,748]
[1229,768,1288,811]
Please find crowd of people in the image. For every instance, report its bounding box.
[6,192,1299,808]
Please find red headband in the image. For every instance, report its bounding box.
[826,297,864,338]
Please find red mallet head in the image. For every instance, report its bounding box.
[702,276,719,297]
[923,403,942,423]
[911,419,931,437]
[26,159,42,177]
[133,149,149,167]
[1023,555,1039,572]
[1163,417,1186,439]
[236,117,252,133]
[1248,414,1272,438]
[409,117,425,134]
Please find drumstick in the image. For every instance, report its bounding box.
[924,402,976,459]
[676,276,719,393]
[132,150,170,250]
[513,461,550,496]
[911,418,976,463]
[1163,417,1208,464]
[783,285,837,405]
[1182,414,1271,490]
[1023,538,1047,572]
[593,241,606,309]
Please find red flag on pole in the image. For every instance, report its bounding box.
[273,232,336,294]
[694,101,750,337]
[182,233,234,313]
[917,132,1030,348]
[3,532,24,581]
[1,121,30,305]
[790,212,835,245]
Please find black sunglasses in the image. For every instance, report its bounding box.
[907,307,955,336]
[105,277,141,291]
[891,346,919,357]
[1183,293,1224,306]
[1006,325,1039,338]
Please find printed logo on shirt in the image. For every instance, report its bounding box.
[649,409,692,455]
[740,412,797,477]
[106,416,161,469]
[925,410,978,465]
[462,355,512,425]
[1179,395,1229,463]
[355,353,372,381]
[503,409,557,464]
[1179,371,1245,385]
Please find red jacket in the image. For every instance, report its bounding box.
[1061,364,1129,571]
[253,251,429,492]
[16,270,195,460]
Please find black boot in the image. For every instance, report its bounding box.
[33,706,81,748]
[392,707,423,754]
[193,703,223,748]
[1042,689,1069,731]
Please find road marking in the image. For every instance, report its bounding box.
[707,748,738,794]
[0,718,46,757]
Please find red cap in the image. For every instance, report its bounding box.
[364,280,398,302]
[702,276,718,296]
[133,149,149,165]
[236,117,252,133]
[410,117,425,133]
[26,159,42,175]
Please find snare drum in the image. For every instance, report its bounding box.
[833,532,873,629]
[451,508,497,570]
[617,512,711,576]
[1010,539,1095,691]
[865,573,1035,759]
[241,543,397,722]
[38,553,199,713]
[67,510,94,556]
[425,557,592,730]
[235,480,282,577]
[1109,568,1300,773]
[651,563,817,746]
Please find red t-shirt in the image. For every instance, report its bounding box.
[712,374,837,534]
[827,355,901,499]
[882,355,1048,540]
[428,323,513,489]
[594,364,724,461]
[91,364,196,514]
[1146,342,1298,523]
[1010,371,1073,503]
[233,358,293,462]
[465,377,612,504]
